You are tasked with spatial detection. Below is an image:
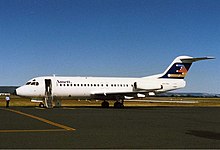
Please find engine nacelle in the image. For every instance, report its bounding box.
[134,82,162,91]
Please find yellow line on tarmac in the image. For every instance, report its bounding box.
[0,129,66,133]
[1,108,75,131]
[62,107,76,110]
[35,107,46,110]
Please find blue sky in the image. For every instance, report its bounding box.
[0,0,219,93]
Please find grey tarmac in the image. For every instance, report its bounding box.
[0,106,220,149]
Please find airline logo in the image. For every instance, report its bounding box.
[57,80,72,84]
[161,63,192,79]
[168,64,188,78]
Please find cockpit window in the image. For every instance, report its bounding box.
[26,82,31,85]
[27,82,39,86]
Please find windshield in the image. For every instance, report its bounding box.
[26,82,31,85]
[26,82,39,86]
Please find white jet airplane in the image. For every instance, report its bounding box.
[15,55,214,108]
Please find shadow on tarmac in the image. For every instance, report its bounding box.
[186,130,220,140]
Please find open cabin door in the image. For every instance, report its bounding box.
[45,79,53,108]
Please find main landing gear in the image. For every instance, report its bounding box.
[101,100,124,108]
[114,100,124,108]
[101,101,109,108]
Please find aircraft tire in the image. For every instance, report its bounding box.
[101,101,109,108]
[39,103,45,108]
[114,101,124,108]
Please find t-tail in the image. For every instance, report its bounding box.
[160,56,214,79]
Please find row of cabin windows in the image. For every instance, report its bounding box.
[59,83,133,88]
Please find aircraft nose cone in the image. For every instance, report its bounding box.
[15,87,22,96]
[15,86,30,97]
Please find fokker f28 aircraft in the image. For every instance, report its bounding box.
[15,56,214,108]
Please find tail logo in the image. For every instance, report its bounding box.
[161,63,192,79]
[168,64,188,78]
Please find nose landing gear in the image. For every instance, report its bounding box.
[39,102,45,108]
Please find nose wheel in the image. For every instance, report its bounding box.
[39,103,45,108]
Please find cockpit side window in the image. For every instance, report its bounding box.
[31,82,35,85]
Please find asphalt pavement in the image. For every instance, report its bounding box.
[0,106,220,148]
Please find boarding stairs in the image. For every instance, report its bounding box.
[45,96,53,108]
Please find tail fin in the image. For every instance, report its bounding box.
[160,56,214,79]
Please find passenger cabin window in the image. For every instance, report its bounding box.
[57,83,132,88]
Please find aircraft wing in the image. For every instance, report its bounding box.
[91,90,154,100]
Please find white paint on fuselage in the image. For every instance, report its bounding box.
[16,55,213,102]
[54,76,136,98]
[16,75,185,99]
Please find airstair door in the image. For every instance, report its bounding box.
[45,79,53,108]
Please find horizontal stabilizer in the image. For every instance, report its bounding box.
[180,56,215,62]
[160,56,215,79]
